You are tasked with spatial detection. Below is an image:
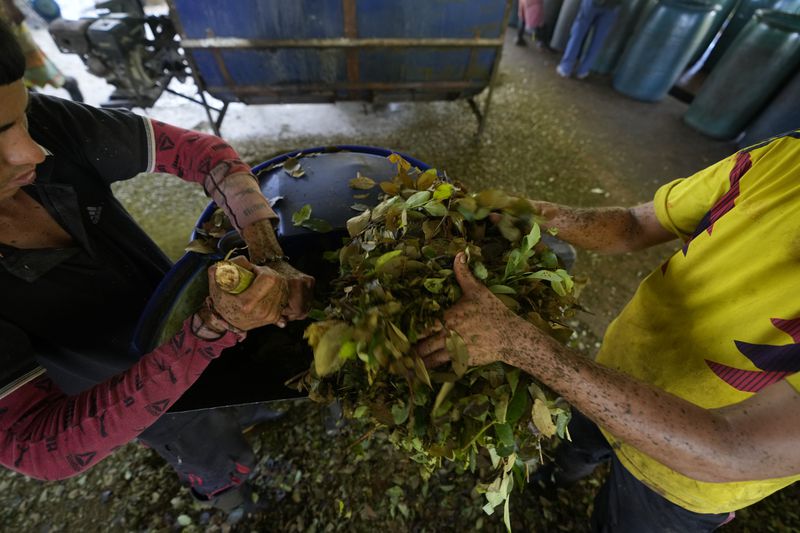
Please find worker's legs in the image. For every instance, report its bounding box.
[533,409,614,489]
[516,15,527,46]
[138,407,256,504]
[591,457,735,532]
[575,6,619,78]
[558,0,597,76]
[542,411,735,531]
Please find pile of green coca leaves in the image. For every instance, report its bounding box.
[296,154,581,530]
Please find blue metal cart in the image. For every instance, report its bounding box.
[166,0,513,135]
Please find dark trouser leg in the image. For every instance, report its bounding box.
[138,408,255,498]
[592,457,735,532]
[552,411,734,532]
[541,409,614,487]
[516,14,527,45]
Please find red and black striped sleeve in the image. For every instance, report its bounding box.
[0,320,238,481]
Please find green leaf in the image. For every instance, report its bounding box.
[346,210,371,237]
[532,399,557,438]
[472,261,488,280]
[526,270,572,296]
[414,357,432,388]
[494,423,515,457]
[504,249,522,280]
[522,223,541,253]
[503,492,512,533]
[556,269,575,292]
[423,201,448,217]
[485,486,505,507]
[307,308,327,321]
[387,322,411,354]
[506,368,520,393]
[497,215,521,243]
[540,250,559,269]
[433,183,455,201]
[506,380,530,424]
[405,190,432,209]
[349,173,376,190]
[338,340,357,360]
[375,250,403,269]
[555,410,571,438]
[392,402,409,425]
[423,277,446,294]
[433,382,455,413]
[448,210,466,234]
[353,405,369,418]
[312,322,352,376]
[446,330,470,378]
[291,204,312,226]
[417,169,438,190]
[494,394,508,424]
[301,218,333,233]
[489,284,516,295]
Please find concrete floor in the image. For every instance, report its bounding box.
[34,25,738,341]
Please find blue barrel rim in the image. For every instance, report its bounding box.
[661,0,722,12]
[138,145,433,355]
[191,145,431,241]
[755,8,800,31]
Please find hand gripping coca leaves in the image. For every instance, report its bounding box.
[296,154,583,529]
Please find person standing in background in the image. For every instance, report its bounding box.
[556,0,620,79]
[516,0,548,48]
[0,0,83,101]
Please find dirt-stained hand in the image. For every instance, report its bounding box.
[414,252,530,368]
[208,255,289,330]
[267,260,315,322]
[241,219,285,266]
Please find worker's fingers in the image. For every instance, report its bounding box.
[227,254,254,269]
[264,261,315,321]
[417,320,445,339]
[208,262,289,330]
[413,328,448,360]
[241,220,284,266]
[452,252,484,296]
[422,348,451,369]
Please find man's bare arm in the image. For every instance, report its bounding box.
[417,254,800,483]
[532,201,677,253]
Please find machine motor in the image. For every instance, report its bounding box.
[48,0,187,108]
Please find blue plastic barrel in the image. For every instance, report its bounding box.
[739,70,800,147]
[593,0,659,74]
[133,147,432,412]
[684,10,800,139]
[613,0,720,101]
[688,0,741,66]
[510,0,521,26]
[541,0,566,44]
[705,0,800,69]
[550,0,582,50]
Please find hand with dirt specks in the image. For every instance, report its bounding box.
[267,259,315,322]
[241,219,285,266]
[415,252,541,368]
[207,255,289,330]
[241,220,315,322]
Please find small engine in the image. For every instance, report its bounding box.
[48,0,187,108]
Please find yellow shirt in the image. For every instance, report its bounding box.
[596,130,800,514]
